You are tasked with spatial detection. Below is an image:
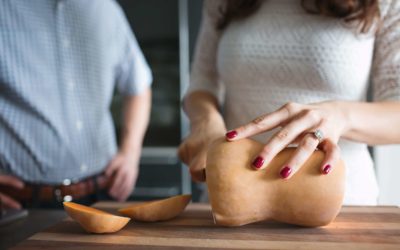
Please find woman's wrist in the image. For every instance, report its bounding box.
[319,100,351,138]
[184,91,224,131]
[335,101,365,139]
[190,109,225,131]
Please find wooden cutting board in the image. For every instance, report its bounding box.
[13,202,400,250]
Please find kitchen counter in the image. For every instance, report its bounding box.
[8,202,400,249]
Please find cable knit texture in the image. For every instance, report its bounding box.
[187,0,400,205]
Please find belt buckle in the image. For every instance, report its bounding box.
[54,179,73,202]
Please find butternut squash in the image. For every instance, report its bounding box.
[63,202,130,233]
[118,194,192,222]
[206,138,345,227]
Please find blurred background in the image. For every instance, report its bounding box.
[112,0,203,202]
[113,0,400,205]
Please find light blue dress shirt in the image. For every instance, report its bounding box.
[0,0,152,184]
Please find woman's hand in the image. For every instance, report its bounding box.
[226,101,348,179]
[178,114,226,182]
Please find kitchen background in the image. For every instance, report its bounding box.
[114,0,400,205]
[111,0,202,201]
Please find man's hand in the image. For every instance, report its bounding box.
[104,89,150,201]
[0,175,24,209]
[104,151,139,201]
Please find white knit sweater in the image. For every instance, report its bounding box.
[187,0,400,205]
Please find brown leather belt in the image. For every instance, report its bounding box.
[0,174,112,203]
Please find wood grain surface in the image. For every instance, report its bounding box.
[12,202,400,250]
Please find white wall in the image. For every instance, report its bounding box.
[375,145,400,205]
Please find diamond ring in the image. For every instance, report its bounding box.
[310,129,324,143]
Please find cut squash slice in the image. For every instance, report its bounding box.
[63,202,130,233]
[118,194,192,222]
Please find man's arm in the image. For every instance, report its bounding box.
[120,88,152,154]
[105,88,152,201]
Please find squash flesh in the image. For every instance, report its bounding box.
[63,202,130,233]
[118,194,192,222]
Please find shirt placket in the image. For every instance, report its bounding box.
[56,0,89,178]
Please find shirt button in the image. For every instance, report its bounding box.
[80,164,88,172]
[62,179,71,185]
[63,195,73,202]
[67,80,75,90]
[76,120,83,131]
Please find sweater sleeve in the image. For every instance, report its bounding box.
[372,0,400,101]
[185,0,225,104]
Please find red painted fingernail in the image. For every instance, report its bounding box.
[225,130,238,140]
[323,164,331,175]
[280,166,292,179]
[252,156,264,169]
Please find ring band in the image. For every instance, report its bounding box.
[310,129,324,143]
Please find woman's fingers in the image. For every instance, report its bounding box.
[226,103,301,141]
[279,138,340,179]
[223,101,342,179]
[177,142,189,165]
[226,110,286,140]
[189,150,207,182]
[251,112,318,170]
[178,134,216,182]
[318,139,341,175]
[279,134,320,179]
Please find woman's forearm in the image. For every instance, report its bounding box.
[178,91,227,181]
[338,101,400,145]
[183,91,225,131]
